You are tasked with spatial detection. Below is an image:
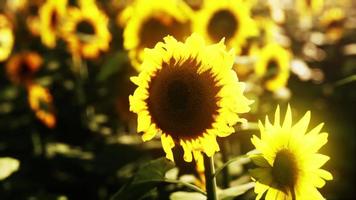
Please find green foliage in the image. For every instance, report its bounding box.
[110,158,175,200]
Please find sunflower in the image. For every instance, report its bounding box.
[250,105,332,200]
[296,0,324,16]
[233,42,260,80]
[0,14,14,62]
[254,17,279,46]
[25,0,44,36]
[39,0,67,48]
[129,34,252,162]
[61,2,111,59]
[255,43,290,92]
[123,0,192,71]
[193,0,256,54]
[27,84,56,128]
[6,52,43,85]
[320,8,346,42]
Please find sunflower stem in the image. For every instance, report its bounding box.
[203,154,218,200]
[72,54,88,124]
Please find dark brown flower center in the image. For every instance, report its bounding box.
[263,59,279,81]
[207,9,238,43]
[147,57,221,140]
[50,9,59,30]
[327,19,344,30]
[272,149,298,190]
[139,15,190,49]
[76,20,95,35]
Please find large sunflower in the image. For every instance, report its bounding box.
[129,34,252,162]
[27,84,56,128]
[250,105,332,199]
[193,0,256,54]
[0,14,14,62]
[255,43,290,92]
[39,0,67,48]
[6,52,43,85]
[61,2,111,59]
[123,0,192,71]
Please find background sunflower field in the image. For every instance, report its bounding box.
[0,0,355,199]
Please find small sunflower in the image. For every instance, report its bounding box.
[250,105,332,200]
[39,0,67,48]
[61,2,111,59]
[129,34,252,162]
[27,84,56,128]
[0,14,14,62]
[320,8,346,42]
[25,0,44,36]
[123,0,192,71]
[233,42,260,80]
[254,17,279,46]
[193,0,256,54]
[6,52,43,85]
[296,0,324,16]
[255,43,290,92]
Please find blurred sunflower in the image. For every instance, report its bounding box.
[6,0,28,12]
[6,52,42,85]
[296,0,324,16]
[27,84,56,128]
[233,42,259,80]
[61,2,111,59]
[25,0,44,36]
[39,0,67,48]
[123,0,192,71]
[254,17,278,46]
[250,105,332,199]
[129,34,252,162]
[255,43,290,92]
[193,0,256,54]
[320,8,345,42]
[0,14,14,62]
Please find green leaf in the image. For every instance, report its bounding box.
[170,191,206,200]
[110,157,175,200]
[96,51,128,82]
[219,182,255,200]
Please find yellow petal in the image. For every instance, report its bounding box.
[283,104,292,129]
[317,169,333,180]
[137,111,151,132]
[274,105,280,127]
[142,124,158,142]
[161,134,175,161]
[180,140,193,162]
[292,111,311,137]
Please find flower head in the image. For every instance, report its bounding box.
[6,52,43,85]
[123,0,192,70]
[320,8,346,42]
[61,1,111,58]
[0,14,14,62]
[296,0,324,16]
[39,0,67,48]
[255,43,290,92]
[250,105,333,200]
[129,34,252,162]
[193,0,256,54]
[27,84,56,128]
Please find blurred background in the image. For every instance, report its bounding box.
[0,0,355,199]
